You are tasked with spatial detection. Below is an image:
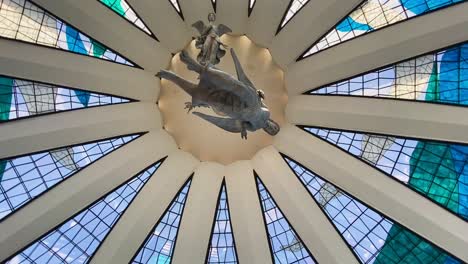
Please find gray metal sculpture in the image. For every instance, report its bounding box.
[156,49,280,139]
[192,13,232,66]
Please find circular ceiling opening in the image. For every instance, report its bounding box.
[158,35,287,164]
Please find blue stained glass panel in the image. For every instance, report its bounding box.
[5,160,162,263]
[301,127,468,221]
[0,76,129,122]
[283,156,461,264]
[256,176,317,264]
[206,184,238,264]
[99,0,153,36]
[131,178,192,264]
[0,134,140,220]
[302,0,466,57]
[309,42,468,106]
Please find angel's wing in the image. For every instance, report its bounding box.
[192,112,242,133]
[230,49,255,89]
[217,24,232,36]
[191,20,206,34]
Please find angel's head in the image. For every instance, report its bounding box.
[263,119,280,136]
[208,13,216,22]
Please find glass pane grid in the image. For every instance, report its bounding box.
[0,76,129,122]
[6,161,161,264]
[280,0,310,28]
[309,43,468,106]
[0,135,139,220]
[99,0,152,35]
[0,0,133,65]
[303,0,465,57]
[302,127,468,220]
[131,179,192,264]
[207,185,238,264]
[256,177,316,264]
[283,156,461,264]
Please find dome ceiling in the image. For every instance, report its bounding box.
[159,35,287,164]
[0,0,467,264]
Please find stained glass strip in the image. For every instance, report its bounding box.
[0,75,130,122]
[5,160,162,264]
[0,0,133,65]
[168,0,183,19]
[131,177,192,264]
[309,42,468,106]
[302,0,466,58]
[211,0,216,12]
[279,0,310,29]
[249,0,256,9]
[255,176,317,264]
[283,156,462,264]
[248,0,256,16]
[206,183,238,264]
[99,0,153,36]
[0,134,140,220]
[301,126,468,220]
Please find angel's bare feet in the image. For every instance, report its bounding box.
[184,102,194,113]
[241,130,247,140]
[241,126,248,140]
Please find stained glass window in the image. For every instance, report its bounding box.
[308,42,468,106]
[0,134,140,220]
[5,160,162,264]
[211,0,217,13]
[249,0,256,9]
[248,0,256,16]
[0,0,133,65]
[302,0,466,58]
[283,156,462,264]
[255,176,317,264]
[301,126,468,221]
[168,0,183,19]
[206,183,238,264]
[278,0,310,30]
[131,177,192,264]
[0,75,130,123]
[98,0,153,36]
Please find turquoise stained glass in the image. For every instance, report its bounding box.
[206,183,238,264]
[0,75,129,122]
[0,77,14,122]
[283,156,461,263]
[131,178,192,264]
[0,0,133,65]
[255,176,317,264]
[0,134,140,220]
[309,42,468,105]
[301,126,468,220]
[302,0,466,57]
[5,160,162,263]
[99,0,153,36]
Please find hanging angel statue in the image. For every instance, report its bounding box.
[156,49,280,139]
[192,13,232,66]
